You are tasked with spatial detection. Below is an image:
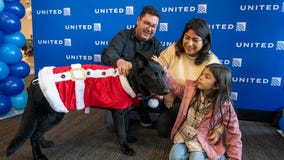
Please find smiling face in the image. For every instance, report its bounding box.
[136,13,159,42]
[182,29,204,58]
[197,67,219,95]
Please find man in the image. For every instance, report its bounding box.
[102,6,162,128]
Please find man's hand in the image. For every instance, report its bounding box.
[116,59,133,76]
[164,92,176,108]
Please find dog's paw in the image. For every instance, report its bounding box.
[6,148,13,157]
[40,140,54,148]
[126,135,137,143]
[120,143,136,156]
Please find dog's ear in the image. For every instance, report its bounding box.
[134,52,149,69]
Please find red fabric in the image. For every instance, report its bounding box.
[133,96,142,108]
[52,64,134,111]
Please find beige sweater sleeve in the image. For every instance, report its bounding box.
[158,44,176,68]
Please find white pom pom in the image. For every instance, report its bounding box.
[148,98,159,108]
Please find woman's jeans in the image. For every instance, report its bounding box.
[169,142,225,160]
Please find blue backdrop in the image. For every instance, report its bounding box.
[31,0,284,112]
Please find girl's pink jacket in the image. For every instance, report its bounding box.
[165,70,242,160]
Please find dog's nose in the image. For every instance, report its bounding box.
[162,88,170,95]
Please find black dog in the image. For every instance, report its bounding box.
[6,53,169,160]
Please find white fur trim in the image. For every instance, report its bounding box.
[148,98,159,108]
[71,64,85,110]
[119,74,136,98]
[38,66,69,113]
[86,68,119,78]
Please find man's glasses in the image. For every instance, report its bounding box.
[142,20,157,30]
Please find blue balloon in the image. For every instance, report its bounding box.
[0,11,21,33]
[0,61,9,80]
[0,75,24,96]
[0,0,4,13]
[4,1,25,18]
[10,90,27,110]
[0,94,12,115]
[0,30,4,46]
[4,31,26,48]
[9,60,30,78]
[279,116,284,132]
[0,43,22,64]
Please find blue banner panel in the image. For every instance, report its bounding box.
[31,0,284,112]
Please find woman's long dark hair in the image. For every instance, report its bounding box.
[175,18,212,65]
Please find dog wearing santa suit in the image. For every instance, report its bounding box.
[6,53,169,160]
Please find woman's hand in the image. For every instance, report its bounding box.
[164,92,176,108]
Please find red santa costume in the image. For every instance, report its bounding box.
[38,64,136,113]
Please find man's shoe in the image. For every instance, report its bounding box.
[140,115,152,127]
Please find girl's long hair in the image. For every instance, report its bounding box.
[175,18,212,65]
[204,64,233,128]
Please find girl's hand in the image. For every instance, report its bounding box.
[151,55,159,63]
[206,130,221,145]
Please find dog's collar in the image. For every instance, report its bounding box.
[119,75,136,98]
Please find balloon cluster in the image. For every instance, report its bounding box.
[0,0,29,116]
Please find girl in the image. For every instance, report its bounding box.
[153,59,242,160]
